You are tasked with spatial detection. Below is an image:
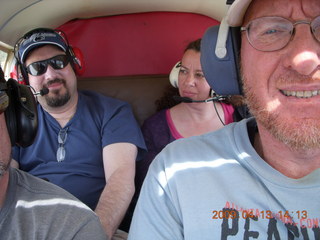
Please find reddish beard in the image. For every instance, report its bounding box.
[243,81,320,151]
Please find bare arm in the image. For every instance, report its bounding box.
[95,142,137,238]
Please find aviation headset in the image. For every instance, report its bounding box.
[0,68,38,147]
[199,0,254,121]
[200,0,245,96]
[169,61,181,88]
[13,27,84,84]
[200,20,241,96]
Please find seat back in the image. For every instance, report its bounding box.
[77,75,170,125]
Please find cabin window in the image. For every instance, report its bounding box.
[0,49,7,70]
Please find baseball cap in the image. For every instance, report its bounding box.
[226,0,253,27]
[17,28,68,64]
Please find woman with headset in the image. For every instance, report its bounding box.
[137,39,241,182]
[123,39,245,228]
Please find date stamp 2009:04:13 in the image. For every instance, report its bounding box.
[212,209,308,220]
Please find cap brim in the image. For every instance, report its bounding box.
[226,0,252,27]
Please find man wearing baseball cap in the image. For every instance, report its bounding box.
[129,0,320,239]
[12,28,146,239]
[0,67,107,239]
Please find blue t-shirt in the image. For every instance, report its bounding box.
[13,90,146,210]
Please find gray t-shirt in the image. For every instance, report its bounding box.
[0,167,107,240]
[129,118,320,240]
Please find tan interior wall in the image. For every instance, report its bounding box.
[77,75,171,125]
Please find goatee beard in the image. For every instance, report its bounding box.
[45,92,71,107]
[43,79,71,107]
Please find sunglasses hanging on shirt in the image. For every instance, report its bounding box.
[57,128,68,162]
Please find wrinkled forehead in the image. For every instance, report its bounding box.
[244,0,320,25]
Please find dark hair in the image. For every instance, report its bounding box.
[184,38,201,53]
[155,85,179,111]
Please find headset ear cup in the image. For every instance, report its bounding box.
[69,46,85,76]
[201,25,242,95]
[210,89,216,97]
[20,65,29,85]
[10,65,19,81]
[169,61,181,88]
[4,81,17,146]
[5,79,38,147]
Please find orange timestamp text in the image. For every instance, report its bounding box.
[212,209,308,220]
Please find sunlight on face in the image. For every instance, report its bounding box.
[265,99,281,112]
[244,79,320,150]
[292,51,320,76]
[294,51,318,63]
[241,0,320,151]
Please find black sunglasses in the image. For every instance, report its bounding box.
[26,55,70,76]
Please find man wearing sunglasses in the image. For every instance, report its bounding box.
[129,0,320,239]
[0,67,107,239]
[12,28,146,239]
